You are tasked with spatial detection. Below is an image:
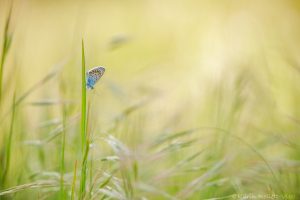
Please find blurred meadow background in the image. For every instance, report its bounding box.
[1,0,300,199]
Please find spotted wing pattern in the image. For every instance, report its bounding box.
[86,66,105,89]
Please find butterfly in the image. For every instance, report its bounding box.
[86,66,105,90]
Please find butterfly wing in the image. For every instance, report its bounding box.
[88,66,105,83]
[86,66,105,89]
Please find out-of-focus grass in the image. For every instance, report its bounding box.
[79,40,87,200]
[1,0,300,199]
[0,92,16,188]
[0,3,12,102]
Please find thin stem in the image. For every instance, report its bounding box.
[71,160,78,200]
[60,106,66,199]
[81,39,86,153]
[79,39,87,200]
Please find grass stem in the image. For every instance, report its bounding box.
[79,39,88,199]
[0,5,12,102]
[71,160,78,200]
[1,92,16,187]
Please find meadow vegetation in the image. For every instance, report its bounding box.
[0,0,300,199]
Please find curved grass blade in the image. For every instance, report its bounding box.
[0,4,13,102]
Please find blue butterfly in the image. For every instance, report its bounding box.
[86,66,105,90]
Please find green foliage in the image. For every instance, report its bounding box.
[1,1,300,200]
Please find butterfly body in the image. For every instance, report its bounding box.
[86,66,105,90]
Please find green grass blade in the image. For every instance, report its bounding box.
[81,39,86,153]
[79,39,87,199]
[71,160,78,200]
[80,140,90,200]
[1,92,16,187]
[59,106,67,200]
[0,5,13,102]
